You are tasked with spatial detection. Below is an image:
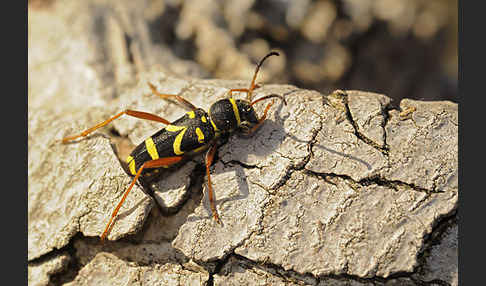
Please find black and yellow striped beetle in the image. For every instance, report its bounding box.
[62,52,286,241]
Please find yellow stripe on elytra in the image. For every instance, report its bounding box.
[126,155,136,175]
[165,124,188,155]
[201,116,207,123]
[187,111,195,118]
[145,137,159,160]
[195,127,205,143]
[166,124,186,132]
[229,98,241,126]
[173,127,188,155]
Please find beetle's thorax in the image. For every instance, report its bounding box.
[208,98,259,133]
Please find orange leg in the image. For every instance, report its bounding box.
[226,85,261,98]
[249,101,274,134]
[62,110,171,143]
[250,93,287,107]
[205,143,221,224]
[147,82,197,111]
[101,156,183,241]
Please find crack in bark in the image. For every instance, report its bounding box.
[269,118,324,192]
[39,233,85,286]
[358,175,445,194]
[305,169,444,195]
[334,90,390,156]
[412,212,457,285]
[224,253,432,286]
[28,245,72,265]
[381,102,394,151]
[205,254,232,286]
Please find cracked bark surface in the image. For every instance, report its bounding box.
[28,75,457,285]
[28,76,457,285]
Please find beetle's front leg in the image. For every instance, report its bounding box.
[225,85,261,99]
[205,142,221,224]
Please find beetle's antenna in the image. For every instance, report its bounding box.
[247,51,280,102]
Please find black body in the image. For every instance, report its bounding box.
[127,108,215,175]
[126,99,260,176]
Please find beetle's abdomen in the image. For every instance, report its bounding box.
[126,109,215,175]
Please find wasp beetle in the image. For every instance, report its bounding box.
[62,52,286,241]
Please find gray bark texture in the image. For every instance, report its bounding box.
[28,1,457,285]
[28,77,458,285]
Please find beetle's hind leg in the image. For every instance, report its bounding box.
[101,156,183,241]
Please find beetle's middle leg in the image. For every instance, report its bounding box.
[205,142,222,224]
[62,110,172,143]
[148,82,198,111]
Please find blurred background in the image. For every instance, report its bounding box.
[29,0,458,106]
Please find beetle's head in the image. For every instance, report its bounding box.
[209,51,286,134]
[238,94,287,134]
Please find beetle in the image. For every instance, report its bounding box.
[62,51,286,241]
